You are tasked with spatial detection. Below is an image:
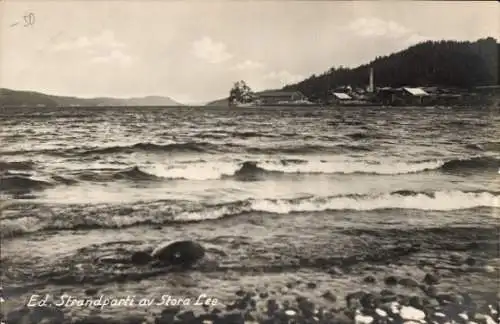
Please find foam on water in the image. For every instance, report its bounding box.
[80,158,447,182]
[116,155,498,181]
[250,191,499,213]
[1,190,498,238]
[145,161,240,180]
[257,159,445,175]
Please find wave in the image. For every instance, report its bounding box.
[197,130,280,139]
[0,142,228,157]
[96,160,446,181]
[1,190,498,237]
[79,142,223,155]
[232,161,270,181]
[75,166,161,182]
[249,156,498,177]
[0,160,35,171]
[54,156,499,184]
[152,159,448,180]
[466,142,500,152]
[440,156,499,173]
[135,156,496,179]
[345,132,370,140]
[249,190,499,214]
[1,166,162,193]
[1,156,495,190]
[113,166,160,181]
[246,144,374,154]
[50,175,79,185]
[0,200,250,237]
[254,159,445,176]
[0,142,376,157]
[483,142,500,152]
[0,175,53,193]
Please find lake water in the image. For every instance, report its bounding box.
[1,105,499,320]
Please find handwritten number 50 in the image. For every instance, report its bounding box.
[23,13,35,27]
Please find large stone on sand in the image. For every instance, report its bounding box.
[151,240,205,267]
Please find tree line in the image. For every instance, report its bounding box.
[282,37,498,101]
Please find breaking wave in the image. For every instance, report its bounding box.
[70,159,445,182]
[249,190,499,214]
[253,159,445,176]
[243,156,498,177]
[1,190,498,237]
[148,159,444,180]
[1,156,496,190]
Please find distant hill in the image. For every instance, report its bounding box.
[0,88,183,107]
[205,97,229,107]
[206,37,499,105]
[283,37,499,101]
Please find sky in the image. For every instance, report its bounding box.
[1,1,498,104]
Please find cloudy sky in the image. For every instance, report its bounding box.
[1,1,498,104]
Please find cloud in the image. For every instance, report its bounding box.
[264,70,304,85]
[52,30,125,52]
[50,30,134,66]
[90,50,133,66]
[232,60,264,70]
[348,17,409,38]
[346,17,430,45]
[192,36,233,64]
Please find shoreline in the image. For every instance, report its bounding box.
[4,274,499,324]
[3,229,499,324]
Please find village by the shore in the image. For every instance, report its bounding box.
[228,69,500,108]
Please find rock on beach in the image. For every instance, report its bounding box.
[151,240,205,267]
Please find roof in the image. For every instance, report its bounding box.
[475,85,500,89]
[403,87,429,96]
[332,92,352,100]
[257,91,303,97]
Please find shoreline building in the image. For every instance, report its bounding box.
[255,91,310,105]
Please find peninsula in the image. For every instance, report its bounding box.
[0,88,183,108]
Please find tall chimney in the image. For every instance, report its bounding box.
[368,67,374,93]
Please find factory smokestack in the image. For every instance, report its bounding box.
[368,67,374,93]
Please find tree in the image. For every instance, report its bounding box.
[229,80,254,104]
[229,81,242,104]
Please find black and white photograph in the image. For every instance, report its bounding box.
[0,1,499,323]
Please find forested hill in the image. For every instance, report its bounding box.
[0,88,183,107]
[282,37,499,101]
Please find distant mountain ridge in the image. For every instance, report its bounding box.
[0,88,183,107]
